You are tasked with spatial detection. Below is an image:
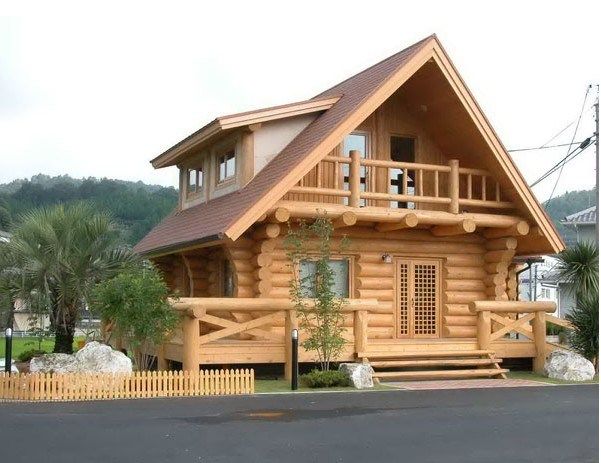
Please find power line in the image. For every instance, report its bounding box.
[508,140,586,152]
[545,87,592,204]
[530,137,595,188]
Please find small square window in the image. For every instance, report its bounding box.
[186,167,203,198]
[299,259,349,298]
[218,149,236,182]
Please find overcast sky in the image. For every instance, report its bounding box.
[1,1,599,203]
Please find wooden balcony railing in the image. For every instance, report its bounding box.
[469,300,558,373]
[171,297,381,379]
[289,151,513,212]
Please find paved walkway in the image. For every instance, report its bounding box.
[386,378,548,390]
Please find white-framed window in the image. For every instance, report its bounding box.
[299,258,350,298]
[217,149,236,183]
[342,132,369,206]
[186,167,204,198]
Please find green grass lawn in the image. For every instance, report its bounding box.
[255,379,394,393]
[507,370,599,385]
[0,336,84,360]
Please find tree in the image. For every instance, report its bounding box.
[566,294,599,367]
[0,203,134,353]
[556,241,599,365]
[285,217,348,372]
[556,241,599,298]
[90,265,178,370]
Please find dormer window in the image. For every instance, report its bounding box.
[218,149,236,183]
[186,167,203,198]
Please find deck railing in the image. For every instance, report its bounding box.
[289,152,512,212]
[171,297,380,379]
[469,300,560,373]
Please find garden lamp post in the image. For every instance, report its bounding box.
[291,328,298,390]
[4,327,12,373]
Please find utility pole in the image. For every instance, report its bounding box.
[594,84,599,244]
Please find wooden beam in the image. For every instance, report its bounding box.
[375,213,418,232]
[431,219,475,236]
[483,221,530,238]
[252,223,280,240]
[269,207,290,223]
[332,211,357,229]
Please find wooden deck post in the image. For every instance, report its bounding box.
[182,315,200,372]
[476,310,491,351]
[284,309,299,381]
[354,310,368,356]
[448,159,459,214]
[349,150,361,208]
[532,310,547,374]
[156,344,168,371]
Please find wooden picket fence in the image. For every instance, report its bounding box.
[0,369,254,402]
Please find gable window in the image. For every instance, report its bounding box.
[389,135,416,209]
[342,132,369,206]
[218,149,236,183]
[186,167,204,198]
[299,258,350,298]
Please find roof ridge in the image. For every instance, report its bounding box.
[312,34,436,100]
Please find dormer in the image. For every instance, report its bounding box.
[152,96,341,211]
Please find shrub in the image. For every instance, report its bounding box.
[566,294,599,367]
[301,369,350,388]
[17,349,47,362]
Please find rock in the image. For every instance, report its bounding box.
[29,342,132,374]
[544,350,595,382]
[30,353,79,374]
[339,362,374,389]
[75,341,132,373]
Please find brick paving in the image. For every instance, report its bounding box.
[386,378,548,390]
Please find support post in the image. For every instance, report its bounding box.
[476,310,491,351]
[181,314,200,372]
[4,327,12,373]
[156,344,168,371]
[349,149,361,208]
[449,159,459,214]
[284,309,298,381]
[354,310,368,355]
[532,310,547,374]
[291,329,299,391]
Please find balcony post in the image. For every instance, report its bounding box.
[449,159,459,214]
[182,314,200,372]
[476,310,491,351]
[532,310,547,374]
[349,150,361,208]
[354,309,368,355]
[284,309,299,381]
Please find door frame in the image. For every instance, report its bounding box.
[394,256,442,339]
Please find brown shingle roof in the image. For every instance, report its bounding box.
[134,35,434,255]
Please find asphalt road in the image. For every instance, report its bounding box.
[0,385,598,463]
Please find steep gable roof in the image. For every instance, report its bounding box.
[135,35,564,256]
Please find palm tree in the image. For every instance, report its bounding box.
[0,203,135,353]
[555,241,599,365]
[556,241,598,298]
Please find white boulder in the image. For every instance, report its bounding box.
[30,353,79,374]
[29,342,132,374]
[75,341,132,373]
[544,350,595,382]
[339,362,374,389]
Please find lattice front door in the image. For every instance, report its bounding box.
[395,259,440,338]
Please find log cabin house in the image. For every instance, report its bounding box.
[134,35,569,381]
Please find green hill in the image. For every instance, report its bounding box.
[0,174,594,248]
[0,174,178,245]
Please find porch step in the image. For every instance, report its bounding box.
[370,358,503,368]
[362,349,507,381]
[373,368,509,381]
[358,350,495,359]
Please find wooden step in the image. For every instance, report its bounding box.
[359,350,495,359]
[370,358,502,368]
[373,368,509,381]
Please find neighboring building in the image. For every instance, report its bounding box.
[134,35,566,378]
[560,205,597,245]
[0,230,10,244]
